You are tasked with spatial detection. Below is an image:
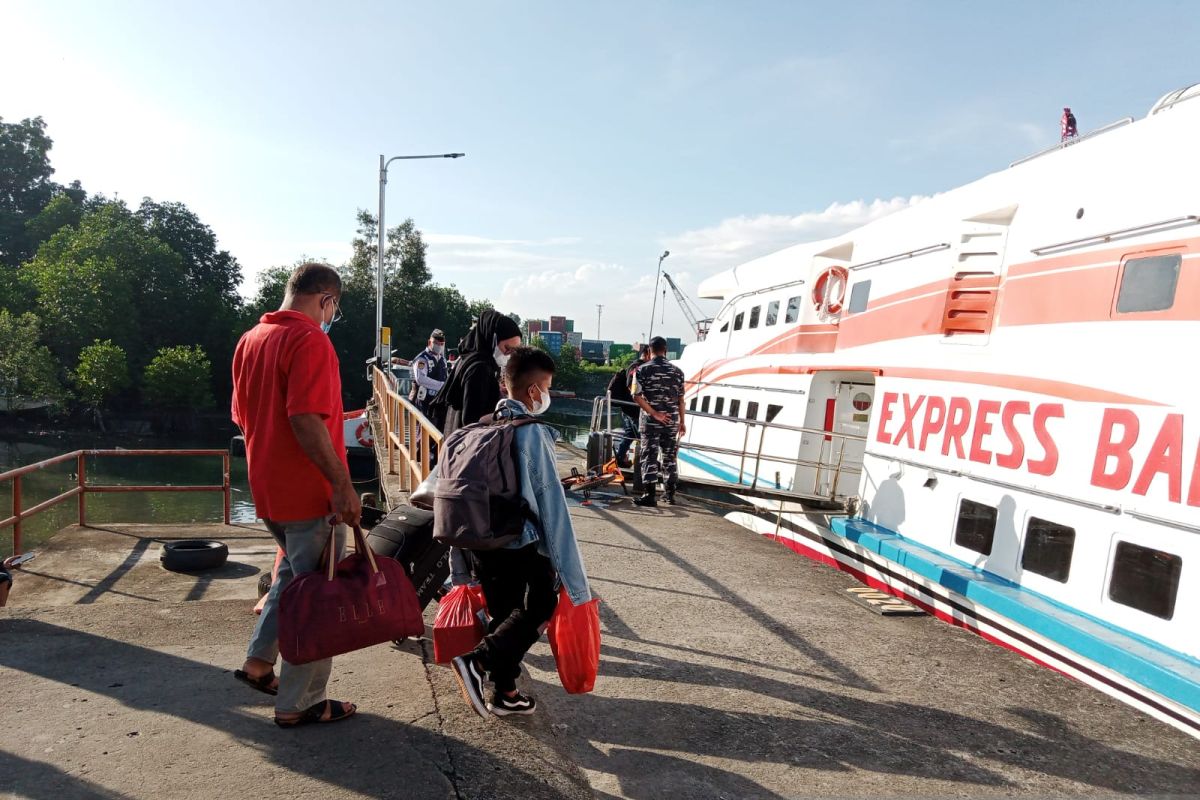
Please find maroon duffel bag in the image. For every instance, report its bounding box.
[279,523,424,665]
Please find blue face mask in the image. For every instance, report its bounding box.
[320,294,340,334]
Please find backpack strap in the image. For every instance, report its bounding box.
[489,408,543,428]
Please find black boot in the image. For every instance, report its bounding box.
[664,484,677,505]
[634,484,658,507]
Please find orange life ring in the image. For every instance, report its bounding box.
[812,266,849,315]
[354,420,373,448]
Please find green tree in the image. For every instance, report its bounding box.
[137,198,244,401]
[0,309,63,410]
[74,339,130,429]
[554,343,585,391]
[143,345,214,411]
[24,192,84,250]
[468,298,493,322]
[613,349,639,369]
[244,264,291,322]
[19,200,186,368]
[338,212,472,401]
[530,335,550,353]
[0,117,58,269]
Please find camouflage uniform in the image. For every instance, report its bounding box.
[631,355,685,491]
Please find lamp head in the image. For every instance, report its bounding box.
[661,250,670,260]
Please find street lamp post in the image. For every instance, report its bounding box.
[647,250,669,341]
[376,152,465,365]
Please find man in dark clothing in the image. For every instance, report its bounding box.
[410,328,449,421]
[631,337,686,507]
[607,345,650,467]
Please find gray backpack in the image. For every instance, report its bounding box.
[432,413,544,550]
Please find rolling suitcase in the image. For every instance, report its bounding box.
[365,504,451,611]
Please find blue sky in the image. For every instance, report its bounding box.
[3,0,1197,344]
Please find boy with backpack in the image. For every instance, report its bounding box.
[441,346,591,717]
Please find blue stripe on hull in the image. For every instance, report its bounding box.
[830,516,1200,717]
[679,448,1200,723]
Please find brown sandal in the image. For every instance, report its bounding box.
[234,669,278,696]
[274,699,357,728]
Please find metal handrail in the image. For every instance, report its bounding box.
[684,377,809,397]
[2,449,231,555]
[848,242,951,272]
[371,366,442,494]
[712,278,807,328]
[1150,84,1200,115]
[1008,116,1134,168]
[587,394,867,501]
[1030,215,1200,255]
[678,428,863,498]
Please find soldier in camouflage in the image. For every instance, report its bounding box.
[631,336,687,507]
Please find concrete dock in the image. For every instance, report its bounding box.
[2,451,1199,799]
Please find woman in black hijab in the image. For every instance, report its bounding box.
[438,309,522,437]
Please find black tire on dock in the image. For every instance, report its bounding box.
[160,540,229,572]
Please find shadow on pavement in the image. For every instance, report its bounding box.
[591,505,880,693]
[0,749,134,800]
[0,618,581,800]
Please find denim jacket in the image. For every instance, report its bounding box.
[495,398,592,605]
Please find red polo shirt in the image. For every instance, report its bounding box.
[232,310,347,522]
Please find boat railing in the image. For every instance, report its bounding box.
[1008,116,1134,168]
[371,365,442,492]
[589,393,867,504]
[1,449,231,556]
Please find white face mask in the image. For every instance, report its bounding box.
[493,344,510,369]
[529,384,552,416]
[431,342,445,355]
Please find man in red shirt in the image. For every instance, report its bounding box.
[231,262,361,727]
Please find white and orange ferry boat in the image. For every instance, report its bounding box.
[672,83,1200,738]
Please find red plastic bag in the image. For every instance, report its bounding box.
[433,584,487,663]
[546,586,600,694]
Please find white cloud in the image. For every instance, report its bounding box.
[411,195,932,346]
[424,233,581,248]
[662,196,930,274]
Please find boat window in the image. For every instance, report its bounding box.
[714,397,725,415]
[748,306,761,328]
[746,401,759,420]
[1116,254,1181,313]
[785,296,801,323]
[765,301,779,326]
[1021,517,1075,582]
[848,280,871,314]
[766,403,783,422]
[1109,541,1182,620]
[701,396,710,413]
[734,311,744,331]
[954,499,997,555]
[689,397,697,411]
[729,399,740,418]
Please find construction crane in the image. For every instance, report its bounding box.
[661,272,712,341]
